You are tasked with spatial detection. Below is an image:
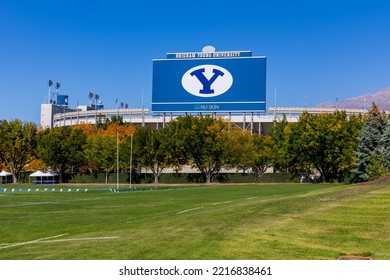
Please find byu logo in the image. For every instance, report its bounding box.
[182,65,233,98]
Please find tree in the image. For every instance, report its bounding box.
[282,119,312,176]
[85,123,135,184]
[365,154,388,180]
[353,103,387,182]
[378,120,390,170]
[251,134,274,177]
[129,126,170,184]
[0,120,37,183]
[268,115,289,172]
[284,111,362,182]
[85,133,117,184]
[168,115,231,183]
[225,128,256,173]
[36,126,87,182]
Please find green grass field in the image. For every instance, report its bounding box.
[1,182,390,260]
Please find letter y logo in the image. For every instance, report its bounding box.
[182,65,233,98]
[190,68,224,94]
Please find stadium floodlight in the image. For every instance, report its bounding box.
[47,79,53,104]
[89,92,100,125]
[88,92,94,107]
[55,81,61,104]
[88,92,100,107]
[119,102,128,109]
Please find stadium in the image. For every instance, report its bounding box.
[40,46,368,134]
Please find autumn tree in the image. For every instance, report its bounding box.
[85,123,135,184]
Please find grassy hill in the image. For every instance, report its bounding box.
[0,182,389,259]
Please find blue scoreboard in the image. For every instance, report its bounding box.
[152,47,266,113]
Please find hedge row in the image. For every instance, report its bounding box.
[15,172,298,184]
[66,172,298,184]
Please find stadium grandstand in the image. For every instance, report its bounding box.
[40,102,367,135]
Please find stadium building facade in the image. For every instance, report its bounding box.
[40,47,368,133]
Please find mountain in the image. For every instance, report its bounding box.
[316,87,390,110]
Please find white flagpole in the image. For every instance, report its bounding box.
[129,134,133,189]
[117,130,119,190]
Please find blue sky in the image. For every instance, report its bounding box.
[1,0,389,123]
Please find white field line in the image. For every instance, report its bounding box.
[212,200,232,206]
[126,214,167,224]
[127,206,206,222]
[0,233,69,250]
[40,236,119,243]
[17,201,61,206]
[127,197,258,222]
[0,201,63,207]
[176,206,204,214]
[70,197,105,202]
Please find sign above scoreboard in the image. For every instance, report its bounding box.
[166,45,252,59]
[166,50,252,59]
